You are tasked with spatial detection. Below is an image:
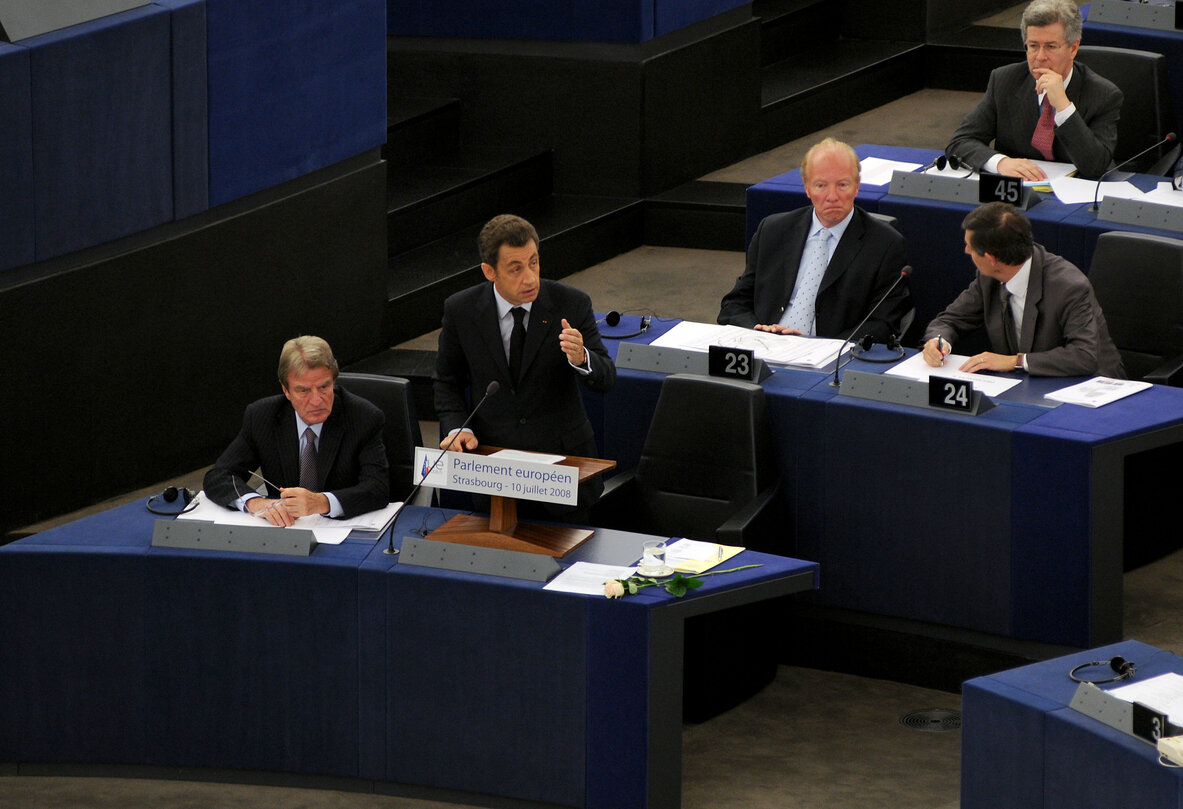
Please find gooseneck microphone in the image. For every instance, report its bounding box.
[828,266,913,388]
[1091,131,1177,212]
[384,380,501,555]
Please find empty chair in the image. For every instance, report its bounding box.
[1077,46,1176,173]
[593,373,782,549]
[1089,231,1183,384]
[338,372,429,503]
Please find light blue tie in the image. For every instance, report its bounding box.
[780,228,831,334]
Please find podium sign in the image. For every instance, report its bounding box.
[414,447,578,505]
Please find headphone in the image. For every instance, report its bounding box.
[1069,655,1137,684]
[933,153,973,178]
[599,310,652,340]
[146,486,199,515]
[850,333,905,363]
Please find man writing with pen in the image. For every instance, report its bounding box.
[921,202,1123,378]
[203,335,389,525]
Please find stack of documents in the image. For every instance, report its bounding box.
[650,321,846,368]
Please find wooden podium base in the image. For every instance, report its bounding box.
[426,494,593,557]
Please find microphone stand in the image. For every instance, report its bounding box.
[384,380,501,555]
[1091,132,1177,211]
[829,267,912,388]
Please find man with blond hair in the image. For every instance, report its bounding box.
[204,335,389,524]
[718,137,911,343]
[947,0,1122,180]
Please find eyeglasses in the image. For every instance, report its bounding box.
[1025,41,1066,55]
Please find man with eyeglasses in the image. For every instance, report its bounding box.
[204,335,389,525]
[947,0,1122,180]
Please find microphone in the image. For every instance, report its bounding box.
[1091,131,1176,211]
[384,379,501,555]
[828,266,912,388]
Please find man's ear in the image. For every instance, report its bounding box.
[481,262,497,282]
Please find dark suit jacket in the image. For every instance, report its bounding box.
[717,206,911,343]
[947,61,1123,180]
[433,280,616,460]
[923,244,1125,378]
[203,387,389,518]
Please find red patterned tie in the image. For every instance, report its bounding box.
[1031,100,1055,161]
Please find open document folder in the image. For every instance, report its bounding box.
[176,490,400,545]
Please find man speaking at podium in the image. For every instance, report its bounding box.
[204,336,389,525]
[946,0,1121,181]
[717,137,911,344]
[433,214,616,521]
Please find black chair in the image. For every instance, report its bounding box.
[593,373,781,549]
[338,372,430,504]
[1077,46,1176,173]
[1088,231,1183,385]
[593,373,785,722]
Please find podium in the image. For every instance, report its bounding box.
[425,446,616,556]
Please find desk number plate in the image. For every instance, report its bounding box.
[709,345,756,380]
[1133,701,1171,743]
[980,174,1024,206]
[929,376,974,412]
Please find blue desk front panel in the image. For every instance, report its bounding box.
[0,500,817,808]
[0,539,150,763]
[0,42,34,273]
[791,373,1040,634]
[0,501,371,774]
[962,640,1183,809]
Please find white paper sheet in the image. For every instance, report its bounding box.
[884,351,1022,397]
[1111,673,1183,725]
[489,448,565,464]
[544,561,638,596]
[176,491,399,544]
[1050,176,1141,205]
[860,156,923,186]
[1142,183,1183,208]
[1043,377,1152,408]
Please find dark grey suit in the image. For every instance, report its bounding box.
[203,387,389,518]
[923,244,1125,378]
[947,61,1123,180]
[717,206,911,343]
[433,280,616,515]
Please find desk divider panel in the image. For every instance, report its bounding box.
[153,0,208,219]
[0,41,33,272]
[205,0,386,206]
[0,0,148,42]
[26,4,174,261]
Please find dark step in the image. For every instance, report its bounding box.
[644,181,748,251]
[761,40,924,150]
[387,148,553,256]
[381,194,642,346]
[753,0,831,68]
[384,95,461,168]
[925,24,1023,92]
